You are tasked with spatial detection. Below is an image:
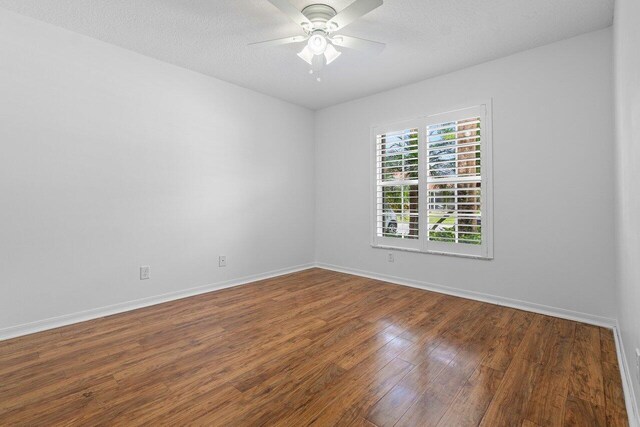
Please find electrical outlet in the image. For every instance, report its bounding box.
[387,252,394,263]
[219,256,227,267]
[140,265,150,280]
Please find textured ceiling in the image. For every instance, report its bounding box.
[0,0,613,109]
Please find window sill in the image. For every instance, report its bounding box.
[370,243,493,260]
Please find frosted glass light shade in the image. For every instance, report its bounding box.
[324,44,342,65]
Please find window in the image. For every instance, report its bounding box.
[372,104,493,258]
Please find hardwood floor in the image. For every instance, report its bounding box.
[0,268,629,426]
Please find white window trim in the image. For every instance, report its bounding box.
[370,101,493,260]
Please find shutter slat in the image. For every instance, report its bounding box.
[428,137,481,148]
[428,119,481,130]
[428,150,482,159]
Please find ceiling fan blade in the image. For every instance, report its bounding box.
[327,0,383,31]
[331,35,385,54]
[266,0,312,28]
[249,35,308,48]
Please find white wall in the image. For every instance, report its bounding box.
[614,0,640,415]
[0,9,315,332]
[315,28,617,322]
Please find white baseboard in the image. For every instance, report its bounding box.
[0,263,315,341]
[613,323,640,427]
[315,262,617,328]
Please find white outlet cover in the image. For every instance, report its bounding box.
[219,256,226,267]
[140,265,150,280]
[388,253,394,263]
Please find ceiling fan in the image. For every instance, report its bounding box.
[250,0,385,80]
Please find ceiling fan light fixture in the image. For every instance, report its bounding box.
[254,0,386,74]
[308,33,328,55]
[324,43,342,65]
[297,45,314,65]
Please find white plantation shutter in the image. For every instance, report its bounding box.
[374,125,421,250]
[427,117,482,243]
[372,104,492,258]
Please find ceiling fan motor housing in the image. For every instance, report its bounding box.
[301,4,337,31]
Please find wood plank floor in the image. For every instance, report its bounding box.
[0,268,629,426]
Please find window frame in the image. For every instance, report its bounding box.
[370,102,493,259]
